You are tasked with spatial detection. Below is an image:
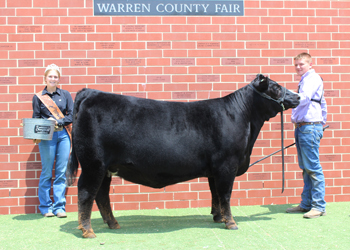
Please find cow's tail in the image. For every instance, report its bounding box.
[66,144,78,186]
[66,88,91,186]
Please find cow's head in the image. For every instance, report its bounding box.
[250,74,300,112]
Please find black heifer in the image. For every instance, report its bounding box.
[67,74,299,238]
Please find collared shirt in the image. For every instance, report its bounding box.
[32,87,74,126]
[291,69,327,125]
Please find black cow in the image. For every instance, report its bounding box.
[67,74,299,238]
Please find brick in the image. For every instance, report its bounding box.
[59,0,85,8]
[0,26,15,34]
[9,51,34,59]
[244,25,268,33]
[166,34,188,43]
[96,25,120,33]
[164,66,187,74]
[196,25,219,32]
[262,17,284,25]
[68,8,93,16]
[86,17,110,25]
[87,50,112,58]
[70,42,94,50]
[172,42,196,50]
[8,0,32,7]
[149,193,173,201]
[165,200,189,209]
[174,192,198,200]
[240,198,263,206]
[245,8,267,16]
[121,42,145,50]
[187,17,211,25]
[213,33,237,41]
[261,1,283,8]
[87,84,112,92]
[172,75,195,83]
[146,25,170,33]
[138,33,162,41]
[17,9,42,17]
[34,17,59,25]
[164,83,187,91]
[60,17,85,25]
[8,34,33,42]
[188,33,211,41]
[140,202,164,210]
[188,50,211,58]
[42,8,67,16]
[332,17,350,25]
[33,0,59,7]
[237,16,260,25]
[197,58,220,66]
[112,16,136,24]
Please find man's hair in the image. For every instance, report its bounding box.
[294,52,312,64]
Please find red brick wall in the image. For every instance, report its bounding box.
[1,0,349,215]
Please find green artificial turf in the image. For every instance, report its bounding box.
[1,202,349,249]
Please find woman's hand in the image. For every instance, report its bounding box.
[48,117,58,125]
[33,139,41,144]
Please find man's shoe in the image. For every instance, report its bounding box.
[303,209,326,219]
[286,205,309,213]
[43,212,54,217]
[56,212,67,218]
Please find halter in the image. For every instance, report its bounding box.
[248,82,286,112]
[248,81,287,193]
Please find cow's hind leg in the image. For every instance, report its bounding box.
[77,172,97,238]
[208,177,224,223]
[78,165,107,238]
[95,174,121,230]
[214,170,238,230]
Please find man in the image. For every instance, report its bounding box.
[287,52,327,218]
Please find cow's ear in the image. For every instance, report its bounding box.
[255,74,268,92]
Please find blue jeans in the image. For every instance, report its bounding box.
[295,123,326,212]
[38,128,70,215]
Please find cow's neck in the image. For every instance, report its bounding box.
[241,86,279,156]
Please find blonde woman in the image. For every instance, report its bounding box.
[32,64,73,218]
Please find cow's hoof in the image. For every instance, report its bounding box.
[213,215,224,223]
[225,223,238,230]
[108,222,121,229]
[82,229,96,238]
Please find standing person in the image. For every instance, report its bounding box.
[32,64,73,218]
[287,53,327,218]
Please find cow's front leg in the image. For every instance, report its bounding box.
[95,174,121,230]
[208,177,223,223]
[214,171,238,230]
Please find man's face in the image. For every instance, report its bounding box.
[294,58,312,76]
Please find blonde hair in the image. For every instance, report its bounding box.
[43,64,61,84]
[294,52,312,64]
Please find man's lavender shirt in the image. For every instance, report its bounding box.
[291,69,327,125]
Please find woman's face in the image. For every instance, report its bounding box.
[45,70,60,89]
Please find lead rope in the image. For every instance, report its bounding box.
[281,110,285,193]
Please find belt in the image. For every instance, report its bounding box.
[54,126,63,132]
[295,122,322,128]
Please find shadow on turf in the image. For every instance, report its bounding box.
[12,213,46,221]
[60,211,279,238]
